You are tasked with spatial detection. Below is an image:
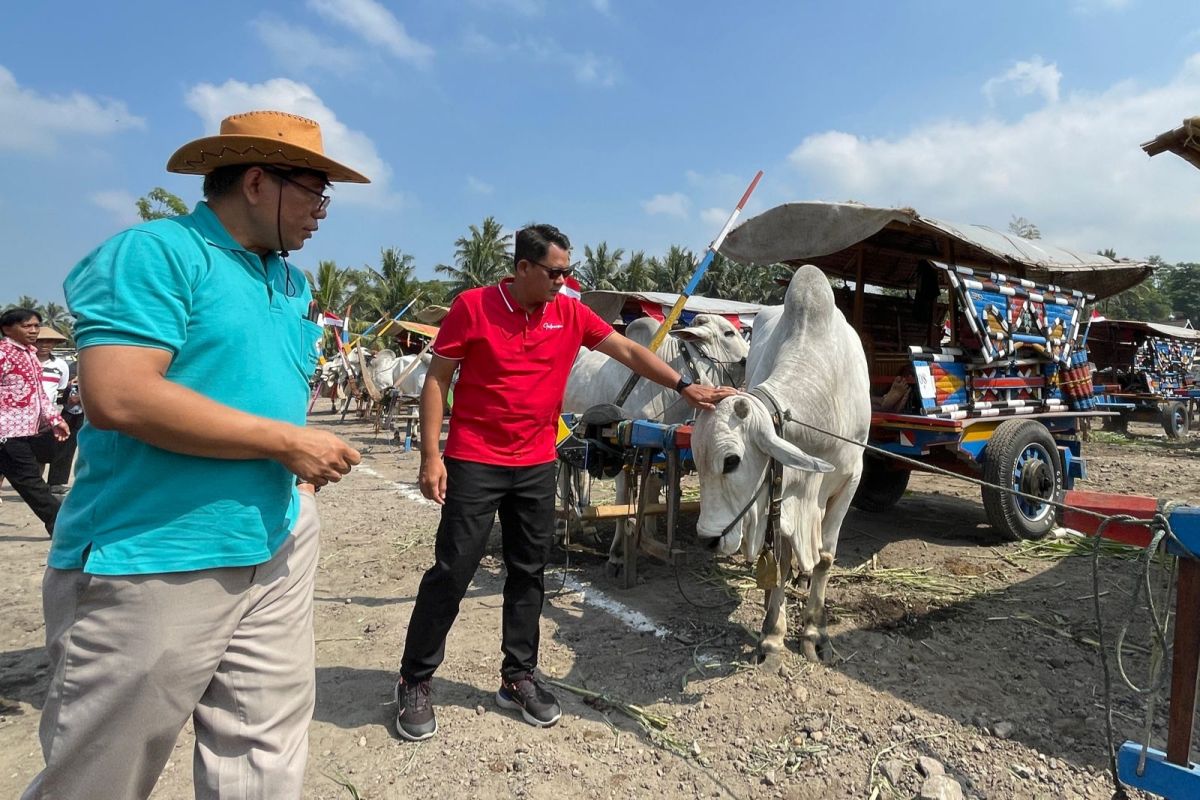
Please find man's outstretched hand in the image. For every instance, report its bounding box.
[681,384,738,411]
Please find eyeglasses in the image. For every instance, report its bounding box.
[528,260,574,280]
[264,167,331,211]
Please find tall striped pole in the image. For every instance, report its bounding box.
[612,170,763,407]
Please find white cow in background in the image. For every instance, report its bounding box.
[561,313,751,573]
[563,314,749,422]
[691,266,870,661]
[369,349,433,397]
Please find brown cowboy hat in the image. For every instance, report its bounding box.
[36,326,68,343]
[166,110,370,183]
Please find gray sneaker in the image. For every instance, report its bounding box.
[394,677,437,741]
[49,485,69,497]
[496,673,562,728]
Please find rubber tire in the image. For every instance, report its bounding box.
[851,455,911,513]
[1161,401,1189,439]
[981,420,1063,541]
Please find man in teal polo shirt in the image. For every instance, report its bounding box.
[23,111,368,800]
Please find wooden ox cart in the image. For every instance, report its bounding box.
[718,201,1153,541]
[1089,318,1200,438]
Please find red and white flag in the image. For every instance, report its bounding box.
[561,275,582,301]
[1090,309,1107,322]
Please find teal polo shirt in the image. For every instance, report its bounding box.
[51,202,323,575]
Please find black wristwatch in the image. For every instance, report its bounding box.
[674,375,694,393]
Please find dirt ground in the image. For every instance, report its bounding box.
[2,416,1199,800]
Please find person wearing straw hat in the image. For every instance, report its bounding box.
[23,111,368,800]
[33,326,77,496]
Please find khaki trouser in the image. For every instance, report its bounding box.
[23,492,321,800]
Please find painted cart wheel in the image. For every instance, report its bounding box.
[1161,401,1189,439]
[850,455,910,513]
[981,420,1063,541]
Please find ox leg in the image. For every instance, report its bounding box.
[800,552,833,662]
[759,542,793,659]
[606,471,629,578]
[801,480,857,662]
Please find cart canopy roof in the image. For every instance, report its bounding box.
[1142,116,1200,172]
[580,290,763,329]
[718,202,1152,300]
[1090,318,1200,342]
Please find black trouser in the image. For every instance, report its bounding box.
[47,413,83,486]
[0,435,61,535]
[401,457,557,683]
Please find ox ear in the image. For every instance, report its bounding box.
[762,430,835,474]
[672,326,714,344]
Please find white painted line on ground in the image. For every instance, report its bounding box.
[560,576,672,638]
[353,462,674,638]
[354,465,437,507]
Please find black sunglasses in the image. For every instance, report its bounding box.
[528,260,574,280]
[264,167,331,211]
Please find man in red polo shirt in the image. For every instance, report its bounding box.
[395,224,735,740]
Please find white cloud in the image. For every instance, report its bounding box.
[90,190,140,227]
[307,0,434,67]
[785,53,1200,263]
[184,78,402,208]
[642,192,690,219]
[251,17,362,75]
[467,175,494,195]
[700,207,728,228]
[983,56,1061,105]
[570,52,619,88]
[590,0,612,15]
[0,65,144,153]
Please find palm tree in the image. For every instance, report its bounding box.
[305,260,350,314]
[653,245,696,293]
[436,216,511,299]
[359,247,419,321]
[13,295,43,314]
[613,251,656,293]
[578,242,625,290]
[41,302,73,332]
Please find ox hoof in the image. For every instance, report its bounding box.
[605,560,624,580]
[800,635,830,663]
[755,650,786,672]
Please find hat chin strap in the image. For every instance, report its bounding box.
[275,185,289,258]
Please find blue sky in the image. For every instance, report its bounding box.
[3,0,1200,304]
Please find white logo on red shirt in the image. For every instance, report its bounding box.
[543,323,563,330]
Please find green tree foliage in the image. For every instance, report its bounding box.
[1008,215,1041,239]
[436,216,511,298]
[358,247,419,320]
[611,251,656,293]
[578,242,624,290]
[652,245,696,293]
[305,260,350,314]
[1160,262,1200,323]
[136,187,188,221]
[696,253,788,303]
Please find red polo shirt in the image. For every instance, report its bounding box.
[434,279,614,466]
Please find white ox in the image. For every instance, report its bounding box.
[691,266,870,661]
[368,349,432,397]
[561,313,751,572]
[563,313,749,421]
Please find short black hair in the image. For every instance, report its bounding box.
[0,307,42,329]
[202,165,253,201]
[203,165,331,201]
[514,224,571,269]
